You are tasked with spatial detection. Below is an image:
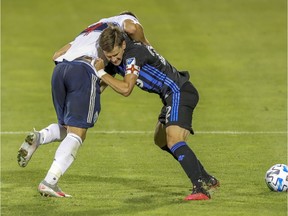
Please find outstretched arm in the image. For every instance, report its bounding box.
[123,19,150,46]
[94,58,138,97]
[52,43,72,61]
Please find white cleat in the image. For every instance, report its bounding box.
[38,181,72,198]
[17,129,41,167]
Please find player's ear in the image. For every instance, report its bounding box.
[122,41,126,50]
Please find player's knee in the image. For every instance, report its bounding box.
[154,132,167,148]
[67,126,87,142]
[154,122,167,148]
[166,125,189,148]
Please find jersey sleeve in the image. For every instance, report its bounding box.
[123,45,147,76]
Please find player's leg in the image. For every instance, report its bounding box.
[17,63,68,167]
[17,124,67,167]
[39,126,85,197]
[38,61,101,197]
[165,125,211,200]
[155,120,203,191]
[154,107,219,188]
[39,123,67,144]
[154,121,166,148]
[164,82,215,200]
[163,122,219,189]
[154,121,178,160]
[38,62,69,145]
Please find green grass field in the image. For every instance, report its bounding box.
[1,0,287,215]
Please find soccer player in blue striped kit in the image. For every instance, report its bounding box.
[94,26,220,200]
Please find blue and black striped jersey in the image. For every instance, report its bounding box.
[105,37,190,100]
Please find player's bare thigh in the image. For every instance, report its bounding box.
[154,121,167,148]
[66,126,87,141]
[154,122,190,149]
[166,125,190,148]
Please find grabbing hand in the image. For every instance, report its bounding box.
[92,58,107,78]
[94,58,105,71]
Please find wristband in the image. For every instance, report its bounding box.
[97,69,107,78]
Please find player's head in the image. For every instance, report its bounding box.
[99,26,126,66]
[119,11,138,19]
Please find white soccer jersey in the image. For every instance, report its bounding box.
[55,15,139,62]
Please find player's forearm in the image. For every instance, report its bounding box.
[94,58,136,96]
[129,33,150,46]
[124,21,150,45]
[132,24,150,45]
[100,73,135,97]
[52,43,72,61]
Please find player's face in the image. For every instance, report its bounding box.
[103,41,126,66]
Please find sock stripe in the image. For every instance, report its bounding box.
[68,133,82,144]
[170,141,187,154]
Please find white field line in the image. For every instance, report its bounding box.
[0,130,287,135]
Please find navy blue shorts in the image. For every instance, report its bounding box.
[51,60,101,128]
[158,82,199,134]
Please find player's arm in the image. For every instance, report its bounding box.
[52,43,72,61]
[101,73,138,97]
[94,58,138,97]
[123,19,150,46]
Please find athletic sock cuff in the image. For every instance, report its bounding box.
[67,133,83,145]
[170,141,187,154]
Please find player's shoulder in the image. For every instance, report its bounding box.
[125,37,148,54]
[99,14,139,27]
[123,40,150,67]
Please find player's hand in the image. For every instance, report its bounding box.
[92,58,107,78]
[94,58,105,71]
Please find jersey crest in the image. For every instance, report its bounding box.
[126,57,136,65]
[125,58,140,76]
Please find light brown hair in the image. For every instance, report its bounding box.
[99,26,125,52]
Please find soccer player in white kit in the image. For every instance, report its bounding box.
[17,12,150,198]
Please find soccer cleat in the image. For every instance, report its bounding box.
[184,186,211,201]
[17,129,41,167]
[38,181,72,198]
[203,176,220,190]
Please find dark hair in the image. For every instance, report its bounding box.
[99,26,126,52]
[119,11,138,19]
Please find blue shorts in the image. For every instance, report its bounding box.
[51,60,101,128]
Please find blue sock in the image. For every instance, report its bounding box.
[170,141,202,186]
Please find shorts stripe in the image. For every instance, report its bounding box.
[171,92,180,121]
[87,74,97,123]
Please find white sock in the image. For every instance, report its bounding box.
[39,123,67,145]
[44,133,82,185]
[44,163,62,185]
